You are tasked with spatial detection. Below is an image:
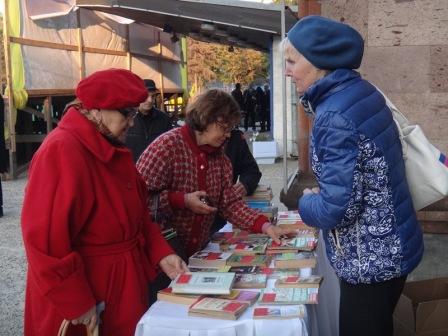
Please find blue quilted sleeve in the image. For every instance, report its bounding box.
[299,112,360,230]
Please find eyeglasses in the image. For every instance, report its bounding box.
[216,121,234,134]
[118,107,138,120]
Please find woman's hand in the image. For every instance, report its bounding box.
[263,224,297,244]
[159,254,189,280]
[71,305,97,330]
[184,191,217,214]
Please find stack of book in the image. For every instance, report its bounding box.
[266,236,318,254]
[253,306,306,319]
[188,297,250,320]
[275,275,323,289]
[243,184,277,221]
[188,251,232,268]
[275,210,311,230]
[157,288,260,306]
[259,287,319,305]
[219,235,270,255]
[171,272,236,295]
[273,252,317,269]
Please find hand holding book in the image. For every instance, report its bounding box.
[262,223,297,244]
[159,254,189,279]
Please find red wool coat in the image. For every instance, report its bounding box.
[21,108,174,336]
[136,125,267,257]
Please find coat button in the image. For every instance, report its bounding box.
[200,165,205,170]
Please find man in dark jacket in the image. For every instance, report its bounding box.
[125,79,172,162]
[231,83,244,111]
[210,129,262,234]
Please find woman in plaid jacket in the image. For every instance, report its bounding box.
[136,89,288,259]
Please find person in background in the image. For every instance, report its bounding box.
[0,93,6,217]
[255,86,267,132]
[263,84,271,132]
[210,128,262,235]
[21,69,187,336]
[231,83,244,112]
[284,16,423,336]
[243,86,257,131]
[125,79,172,162]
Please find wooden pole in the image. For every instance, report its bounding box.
[77,10,85,80]
[3,0,17,177]
[296,0,321,173]
[126,25,132,70]
[43,96,53,133]
[157,31,165,111]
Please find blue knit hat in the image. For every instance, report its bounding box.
[287,15,364,70]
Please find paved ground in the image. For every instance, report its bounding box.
[1,159,447,335]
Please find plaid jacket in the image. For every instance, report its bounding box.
[137,125,266,256]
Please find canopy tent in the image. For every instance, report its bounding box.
[75,0,298,51]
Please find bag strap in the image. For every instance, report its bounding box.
[57,320,99,336]
[374,85,409,158]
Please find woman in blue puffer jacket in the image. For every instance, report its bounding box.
[284,16,424,336]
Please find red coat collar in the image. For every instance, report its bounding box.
[58,108,129,162]
[180,124,222,155]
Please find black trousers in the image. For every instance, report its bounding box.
[339,275,407,336]
[148,236,187,305]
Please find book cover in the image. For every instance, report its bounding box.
[258,267,299,279]
[259,287,319,305]
[171,272,235,295]
[217,265,259,274]
[188,297,249,320]
[189,266,221,273]
[220,236,269,255]
[267,236,317,254]
[273,252,316,269]
[188,251,232,268]
[275,275,323,288]
[226,254,270,267]
[253,306,306,319]
[220,289,260,305]
[233,273,267,289]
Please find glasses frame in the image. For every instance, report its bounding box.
[215,120,234,134]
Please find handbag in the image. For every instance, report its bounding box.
[380,89,448,210]
[57,320,99,336]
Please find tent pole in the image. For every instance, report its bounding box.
[281,0,288,192]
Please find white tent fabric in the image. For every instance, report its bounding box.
[19,0,182,92]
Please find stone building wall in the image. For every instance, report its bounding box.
[321,0,448,153]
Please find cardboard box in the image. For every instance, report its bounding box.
[394,277,448,336]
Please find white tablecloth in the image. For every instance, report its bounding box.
[135,300,309,336]
[134,225,339,336]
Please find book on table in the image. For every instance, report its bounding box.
[226,254,270,267]
[253,306,306,319]
[233,273,267,289]
[188,251,232,268]
[266,236,318,254]
[220,289,260,305]
[275,275,323,288]
[157,287,202,305]
[218,265,260,273]
[259,287,319,305]
[171,272,236,295]
[273,252,316,269]
[188,297,249,320]
[219,236,269,255]
[258,267,299,279]
[157,288,259,306]
[188,266,221,273]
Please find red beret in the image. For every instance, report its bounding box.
[76,68,149,110]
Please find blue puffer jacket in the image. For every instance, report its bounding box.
[298,69,423,284]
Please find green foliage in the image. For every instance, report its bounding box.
[187,37,269,92]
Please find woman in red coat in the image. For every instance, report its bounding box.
[21,69,187,336]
